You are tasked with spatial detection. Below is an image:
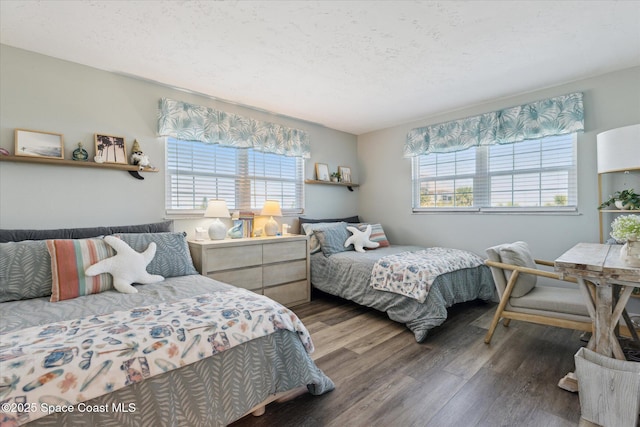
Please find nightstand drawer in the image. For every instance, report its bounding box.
[205,245,262,271]
[263,259,307,287]
[210,267,262,291]
[263,240,307,264]
[264,280,309,307]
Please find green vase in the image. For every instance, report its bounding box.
[72,142,88,161]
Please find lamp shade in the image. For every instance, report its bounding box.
[260,200,282,217]
[597,124,640,173]
[204,199,230,218]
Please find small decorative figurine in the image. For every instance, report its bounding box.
[227,221,243,239]
[128,139,154,180]
[72,142,89,161]
[130,140,152,171]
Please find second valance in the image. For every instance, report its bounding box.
[404,92,584,157]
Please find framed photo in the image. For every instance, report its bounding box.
[315,163,330,181]
[95,133,127,164]
[14,129,64,159]
[339,166,352,183]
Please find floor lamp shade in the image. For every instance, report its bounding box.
[204,199,230,240]
[597,124,640,173]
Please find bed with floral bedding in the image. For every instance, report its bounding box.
[301,217,495,342]
[0,221,333,427]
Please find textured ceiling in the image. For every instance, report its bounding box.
[1,1,639,135]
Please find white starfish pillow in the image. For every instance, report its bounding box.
[85,236,164,294]
[345,224,380,253]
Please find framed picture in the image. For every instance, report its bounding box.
[95,133,127,164]
[339,166,352,183]
[315,163,330,181]
[14,129,64,159]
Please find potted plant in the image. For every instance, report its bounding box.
[599,189,640,210]
[330,171,341,182]
[610,214,640,266]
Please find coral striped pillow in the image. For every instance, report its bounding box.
[357,223,390,248]
[46,238,115,302]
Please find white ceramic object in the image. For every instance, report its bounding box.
[614,200,632,210]
[620,239,640,267]
[264,216,279,236]
[208,218,227,240]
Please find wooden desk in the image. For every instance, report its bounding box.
[555,243,640,360]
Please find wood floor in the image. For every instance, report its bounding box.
[230,290,584,427]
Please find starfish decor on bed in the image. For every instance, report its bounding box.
[344,224,380,253]
[85,235,164,293]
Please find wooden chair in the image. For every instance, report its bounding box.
[484,242,594,345]
[484,242,635,346]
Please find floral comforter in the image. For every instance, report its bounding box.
[370,247,485,303]
[0,288,313,425]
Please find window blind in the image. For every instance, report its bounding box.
[166,138,304,215]
[412,134,577,212]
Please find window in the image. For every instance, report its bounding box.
[412,134,577,212]
[166,137,304,214]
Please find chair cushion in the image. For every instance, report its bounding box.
[509,285,589,318]
[499,241,537,297]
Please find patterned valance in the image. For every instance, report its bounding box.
[158,98,311,158]
[404,92,584,157]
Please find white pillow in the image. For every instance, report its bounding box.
[498,241,537,297]
[85,236,164,294]
[344,224,380,253]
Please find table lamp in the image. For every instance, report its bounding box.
[261,200,282,236]
[204,199,230,240]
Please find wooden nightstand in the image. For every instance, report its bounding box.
[188,235,310,308]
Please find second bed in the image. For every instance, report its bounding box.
[304,220,496,342]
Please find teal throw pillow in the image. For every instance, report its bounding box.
[0,240,52,302]
[117,232,197,278]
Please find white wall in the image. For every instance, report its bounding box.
[2,45,639,313]
[0,45,359,235]
[1,45,637,253]
[357,66,640,260]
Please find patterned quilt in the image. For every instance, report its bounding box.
[370,247,485,303]
[0,288,313,425]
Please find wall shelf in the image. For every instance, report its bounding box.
[305,179,359,192]
[598,167,640,243]
[0,155,158,178]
